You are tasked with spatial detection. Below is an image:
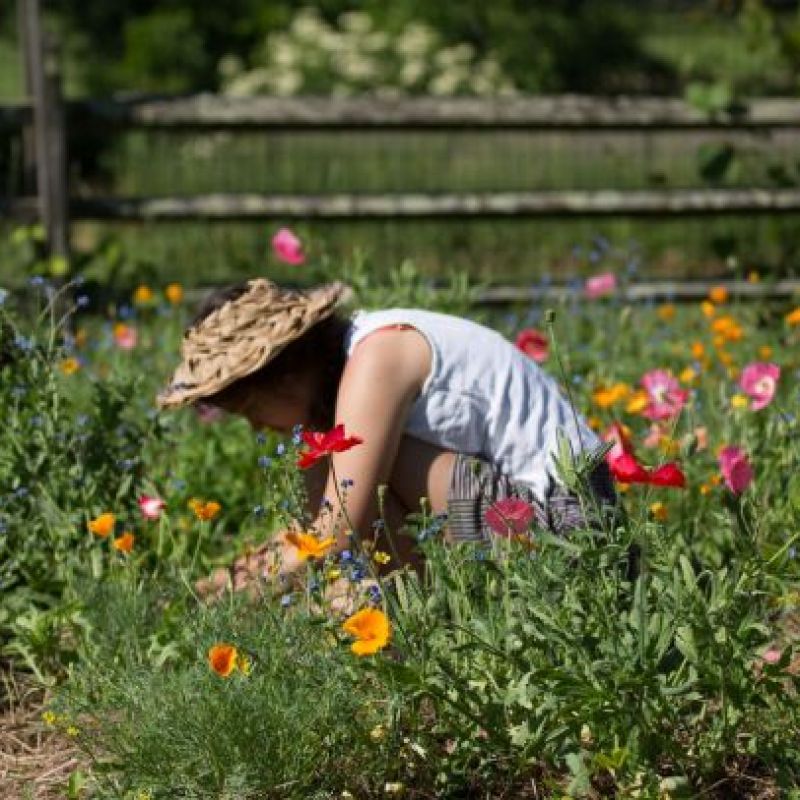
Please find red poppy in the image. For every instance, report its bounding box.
[296,424,364,470]
[603,423,686,489]
[648,463,686,488]
[484,497,535,538]
[608,452,651,484]
[515,328,549,363]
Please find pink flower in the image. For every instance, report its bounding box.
[719,446,753,494]
[603,422,633,463]
[484,497,535,538]
[113,323,137,350]
[515,328,549,363]
[194,402,224,425]
[271,227,306,265]
[641,369,689,421]
[643,423,663,449]
[138,495,166,520]
[739,362,780,411]
[584,272,617,299]
[762,648,782,665]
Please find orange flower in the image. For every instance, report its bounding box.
[285,531,335,560]
[709,285,728,304]
[165,283,183,305]
[701,301,716,319]
[88,513,115,538]
[657,304,676,322]
[711,315,744,342]
[747,271,760,284]
[786,307,800,327]
[592,382,630,409]
[112,531,135,553]
[133,285,154,305]
[208,643,239,677]
[758,345,773,360]
[188,499,221,521]
[60,357,81,375]
[690,341,705,360]
[342,608,391,656]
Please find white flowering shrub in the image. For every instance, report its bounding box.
[219,8,516,97]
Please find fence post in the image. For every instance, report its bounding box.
[20,0,70,267]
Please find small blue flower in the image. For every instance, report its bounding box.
[258,455,272,469]
[275,443,286,456]
[0,288,7,306]
[367,585,382,605]
[14,334,33,352]
[117,304,134,320]
[340,549,353,563]
[28,275,45,287]
[255,432,267,445]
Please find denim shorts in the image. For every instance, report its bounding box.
[446,452,617,543]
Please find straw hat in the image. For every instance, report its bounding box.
[156,278,350,409]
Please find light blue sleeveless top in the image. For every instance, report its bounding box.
[344,308,599,502]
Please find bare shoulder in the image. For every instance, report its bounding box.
[342,326,431,398]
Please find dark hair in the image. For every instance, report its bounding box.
[192,282,349,430]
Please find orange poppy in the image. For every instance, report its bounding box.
[708,286,728,304]
[88,513,115,538]
[208,644,239,677]
[342,608,391,656]
[112,532,135,553]
[786,307,800,327]
[285,531,335,560]
[165,283,183,305]
[188,499,221,521]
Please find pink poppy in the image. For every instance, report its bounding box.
[113,323,137,350]
[195,402,224,425]
[271,227,306,265]
[484,497,535,538]
[603,422,633,463]
[515,328,549,363]
[138,495,166,520]
[739,362,780,411]
[640,369,689,421]
[718,446,753,494]
[584,272,617,299]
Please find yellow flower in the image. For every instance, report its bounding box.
[208,643,239,677]
[679,366,697,385]
[342,608,391,656]
[285,531,336,560]
[587,415,602,431]
[786,307,800,327]
[658,437,679,457]
[709,285,728,304]
[373,551,391,565]
[690,341,705,360]
[66,726,79,737]
[726,366,739,380]
[164,283,183,305]
[326,567,342,581]
[701,300,716,318]
[758,345,773,360]
[60,357,81,375]
[649,502,668,522]
[592,382,630,409]
[133,285,154,305]
[625,390,649,415]
[617,483,631,494]
[42,711,58,725]
[747,270,760,284]
[717,350,734,367]
[238,653,253,676]
[112,531,135,554]
[370,724,386,742]
[657,304,676,322]
[188,498,221,521]
[731,394,749,409]
[88,512,115,538]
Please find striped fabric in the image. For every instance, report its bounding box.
[446,453,617,543]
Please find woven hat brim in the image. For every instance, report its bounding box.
[156,280,350,410]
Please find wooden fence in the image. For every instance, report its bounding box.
[3,0,800,298]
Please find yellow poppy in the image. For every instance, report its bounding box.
[208,644,239,677]
[165,283,183,305]
[60,357,81,375]
[592,382,630,409]
[88,512,115,538]
[625,390,649,415]
[285,531,335,560]
[342,608,391,656]
[112,531,135,553]
[188,499,221,521]
[649,502,668,522]
[731,394,749,409]
[133,285,154,304]
[709,286,728,304]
